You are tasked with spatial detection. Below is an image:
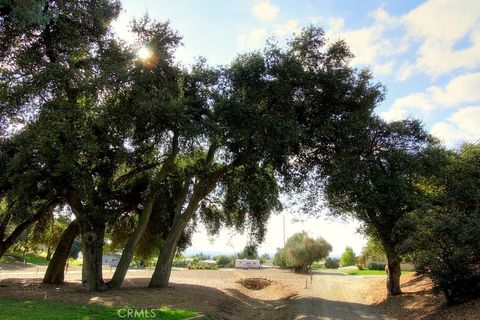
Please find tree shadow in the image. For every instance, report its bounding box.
[0,277,289,319]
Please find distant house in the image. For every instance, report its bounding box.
[235,259,261,269]
[102,254,121,266]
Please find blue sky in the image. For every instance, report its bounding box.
[113,0,480,257]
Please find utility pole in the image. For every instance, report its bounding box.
[283,214,286,248]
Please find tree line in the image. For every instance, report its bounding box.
[0,0,478,305]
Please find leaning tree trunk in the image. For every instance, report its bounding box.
[0,200,58,259]
[0,243,8,260]
[108,198,154,288]
[148,220,185,288]
[149,179,213,288]
[43,220,80,284]
[81,221,108,292]
[386,255,402,296]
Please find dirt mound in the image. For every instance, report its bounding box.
[236,277,273,290]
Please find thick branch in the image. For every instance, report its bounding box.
[114,162,160,187]
[115,132,180,188]
[3,199,59,248]
[0,211,12,241]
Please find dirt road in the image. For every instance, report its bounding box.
[286,270,385,320]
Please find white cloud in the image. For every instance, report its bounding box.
[326,17,345,34]
[252,0,279,22]
[323,8,406,73]
[431,106,480,146]
[381,72,480,121]
[373,60,395,75]
[274,19,300,36]
[311,1,480,80]
[399,0,480,78]
[237,28,267,48]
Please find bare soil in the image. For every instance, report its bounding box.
[0,267,304,319]
[236,278,273,290]
[369,273,480,320]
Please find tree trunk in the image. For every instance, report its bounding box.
[0,243,7,260]
[46,246,52,261]
[81,221,108,292]
[149,178,216,288]
[386,256,402,296]
[43,220,80,284]
[148,220,184,288]
[108,198,154,288]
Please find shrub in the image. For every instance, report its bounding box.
[172,259,191,268]
[406,144,480,305]
[215,255,234,267]
[188,264,217,270]
[273,248,287,268]
[324,257,339,269]
[367,262,386,270]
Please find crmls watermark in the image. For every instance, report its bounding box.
[117,308,160,318]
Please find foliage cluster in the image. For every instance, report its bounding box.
[273,232,332,273]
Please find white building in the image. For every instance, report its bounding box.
[102,254,121,266]
[235,259,261,269]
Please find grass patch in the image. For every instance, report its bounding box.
[67,258,83,266]
[0,252,49,266]
[342,269,414,276]
[0,298,201,319]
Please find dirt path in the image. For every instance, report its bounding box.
[286,271,385,320]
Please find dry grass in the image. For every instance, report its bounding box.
[368,273,480,319]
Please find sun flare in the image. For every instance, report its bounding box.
[137,46,152,60]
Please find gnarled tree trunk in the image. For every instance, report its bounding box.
[80,221,107,292]
[43,219,80,284]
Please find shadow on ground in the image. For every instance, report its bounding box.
[0,277,289,320]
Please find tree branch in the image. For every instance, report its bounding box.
[2,198,60,248]
[114,162,160,186]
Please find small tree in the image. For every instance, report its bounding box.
[340,247,356,267]
[273,248,287,268]
[285,232,332,273]
[237,244,259,260]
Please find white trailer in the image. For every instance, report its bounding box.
[235,259,261,269]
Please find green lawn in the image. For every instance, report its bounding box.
[342,269,414,276]
[0,298,201,320]
[0,252,49,266]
